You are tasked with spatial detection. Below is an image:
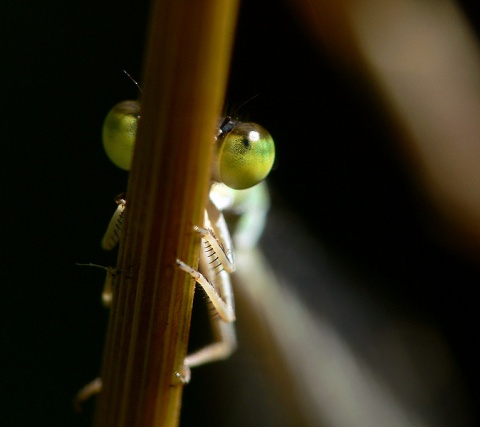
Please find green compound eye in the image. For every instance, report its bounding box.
[215,122,275,190]
[102,100,140,170]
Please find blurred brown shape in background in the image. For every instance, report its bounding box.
[294,0,480,257]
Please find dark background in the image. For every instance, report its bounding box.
[2,0,480,425]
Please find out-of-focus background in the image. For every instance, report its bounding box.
[2,0,480,426]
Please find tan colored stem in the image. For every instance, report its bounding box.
[93,0,239,426]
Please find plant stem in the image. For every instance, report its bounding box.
[92,0,240,425]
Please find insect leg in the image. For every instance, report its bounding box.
[101,196,126,251]
[202,200,235,272]
[176,256,237,382]
[176,259,235,323]
[176,206,238,382]
[76,263,117,308]
[73,377,102,413]
[184,265,237,368]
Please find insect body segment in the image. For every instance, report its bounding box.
[99,99,275,381]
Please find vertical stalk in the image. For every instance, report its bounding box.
[93,0,240,426]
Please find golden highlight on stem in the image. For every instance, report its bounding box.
[93,1,240,426]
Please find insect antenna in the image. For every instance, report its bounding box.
[229,93,260,119]
[123,69,143,94]
[219,94,260,136]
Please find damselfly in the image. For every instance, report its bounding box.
[75,98,275,404]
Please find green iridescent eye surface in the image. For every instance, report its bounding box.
[216,122,275,190]
[102,100,140,170]
[102,100,275,189]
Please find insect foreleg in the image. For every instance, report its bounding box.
[176,259,235,323]
[73,377,102,412]
[204,200,235,271]
[176,256,237,383]
[176,205,238,382]
[184,303,237,367]
[101,197,126,251]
